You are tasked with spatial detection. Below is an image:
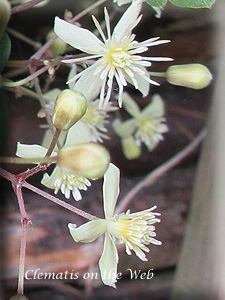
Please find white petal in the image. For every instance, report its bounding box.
[121,92,140,118]
[16,142,52,160]
[99,232,119,288]
[113,0,142,43]
[67,64,77,90]
[54,17,104,54]
[41,166,61,189]
[103,163,120,219]
[113,119,137,138]
[65,121,91,145]
[44,88,61,104]
[142,56,173,62]
[114,0,133,6]
[141,94,165,118]
[68,220,106,243]
[73,61,103,101]
[131,65,150,97]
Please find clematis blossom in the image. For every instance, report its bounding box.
[54,0,172,107]
[16,122,92,201]
[113,93,168,155]
[68,163,162,287]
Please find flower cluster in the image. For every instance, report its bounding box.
[15,1,165,289]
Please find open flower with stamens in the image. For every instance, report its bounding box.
[54,0,172,107]
[82,99,117,142]
[16,122,92,201]
[68,163,162,287]
[113,93,168,158]
[41,162,91,201]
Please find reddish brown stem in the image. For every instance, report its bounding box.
[23,181,97,221]
[11,0,47,14]
[116,128,207,214]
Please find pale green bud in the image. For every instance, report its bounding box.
[121,136,141,160]
[52,89,87,131]
[46,30,67,56]
[0,0,11,39]
[57,143,110,179]
[166,64,213,90]
[9,295,29,300]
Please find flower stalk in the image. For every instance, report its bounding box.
[0,156,56,164]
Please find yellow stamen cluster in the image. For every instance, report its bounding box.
[54,173,91,201]
[107,206,162,261]
[136,117,168,150]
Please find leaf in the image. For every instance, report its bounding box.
[0,32,11,74]
[169,0,216,8]
[145,0,167,8]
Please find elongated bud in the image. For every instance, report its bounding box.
[166,64,213,89]
[57,143,110,179]
[121,136,141,160]
[9,295,29,300]
[46,30,67,56]
[52,89,87,131]
[0,0,11,39]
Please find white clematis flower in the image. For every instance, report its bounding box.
[68,163,162,287]
[113,93,168,154]
[16,122,92,201]
[54,0,172,107]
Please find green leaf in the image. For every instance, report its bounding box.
[145,0,168,8]
[0,32,11,74]
[169,0,216,8]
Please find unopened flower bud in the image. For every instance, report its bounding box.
[57,143,110,179]
[46,30,67,56]
[9,295,29,300]
[121,136,141,160]
[0,0,11,39]
[166,64,213,90]
[52,89,87,131]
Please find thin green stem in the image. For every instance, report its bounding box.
[1,65,50,87]
[148,71,167,77]
[0,156,56,164]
